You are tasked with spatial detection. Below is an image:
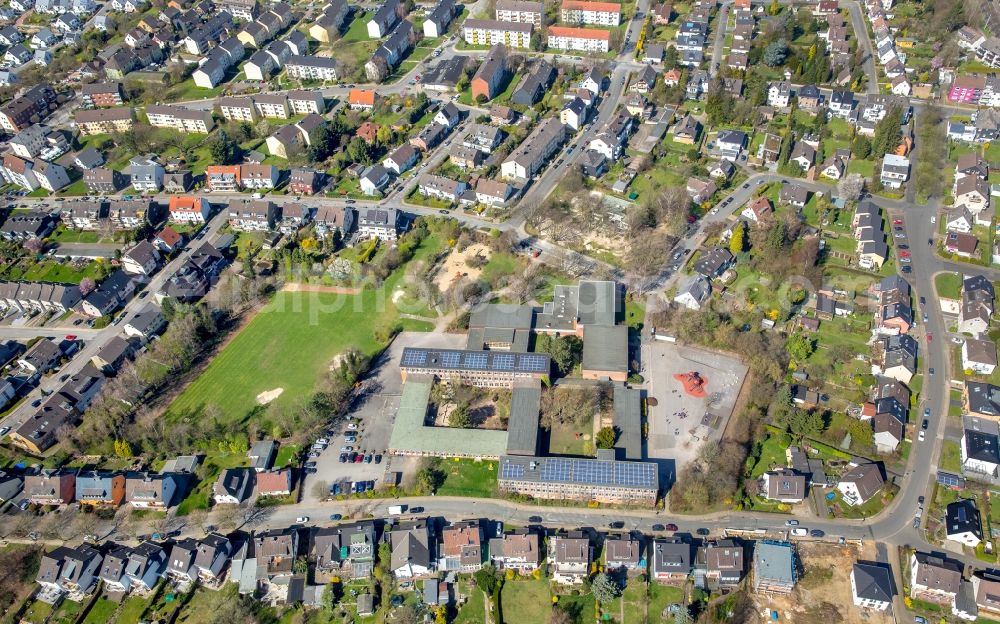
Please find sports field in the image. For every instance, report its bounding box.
[167,233,444,422]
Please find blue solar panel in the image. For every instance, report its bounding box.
[463,352,489,369]
[401,349,427,366]
[500,461,524,480]
[439,351,461,368]
[519,355,549,372]
[493,353,516,370]
[937,471,965,487]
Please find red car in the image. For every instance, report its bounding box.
[899,251,910,258]
[665,523,679,531]
[64,335,77,340]
[927,333,933,343]
[893,219,903,225]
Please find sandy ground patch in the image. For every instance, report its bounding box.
[392,288,405,303]
[433,243,491,293]
[751,541,893,624]
[328,352,346,371]
[256,388,284,405]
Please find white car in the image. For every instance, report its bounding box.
[784,519,799,526]
[296,516,309,523]
[347,423,358,430]
[918,430,926,442]
[790,528,808,537]
[340,446,353,452]
[0,426,9,436]
[316,438,329,445]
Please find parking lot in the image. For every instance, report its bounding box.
[641,340,748,471]
[301,330,466,503]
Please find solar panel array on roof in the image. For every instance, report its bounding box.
[938,471,966,488]
[500,461,525,480]
[500,456,657,489]
[401,350,427,366]
[464,352,488,368]
[399,348,551,374]
[520,354,549,372]
[493,353,516,370]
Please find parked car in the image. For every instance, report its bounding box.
[528,515,543,523]
[785,520,799,526]
[651,524,666,531]
[296,517,309,523]
[665,523,678,531]
[330,514,342,521]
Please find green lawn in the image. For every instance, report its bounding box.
[750,432,792,478]
[49,227,104,244]
[555,593,596,624]
[274,443,300,468]
[0,258,105,284]
[481,252,522,284]
[455,577,489,624]
[168,233,445,422]
[940,440,962,473]
[436,458,498,497]
[501,579,550,624]
[168,287,387,421]
[82,598,119,624]
[846,159,876,178]
[936,272,962,299]
[114,595,150,624]
[647,583,685,621]
[548,413,594,457]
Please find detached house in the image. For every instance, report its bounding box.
[960,275,995,337]
[852,562,895,611]
[439,520,485,572]
[311,521,377,582]
[700,540,745,591]
[604,535,643,574]
[962,416,1000,477]
[836,461,885,506]
[910,552,963,606]
[651,538,692,585]
[963,338,998,375]
[488,530,541,573]
[389,520,435,579]
[946,499,984,548]
[548,533,591,584]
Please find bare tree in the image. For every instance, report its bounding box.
[836,173,866,202]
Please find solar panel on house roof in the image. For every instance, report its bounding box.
[440,351,462,368]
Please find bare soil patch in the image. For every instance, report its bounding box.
[433,243,491,293]
[256,388,284,405]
